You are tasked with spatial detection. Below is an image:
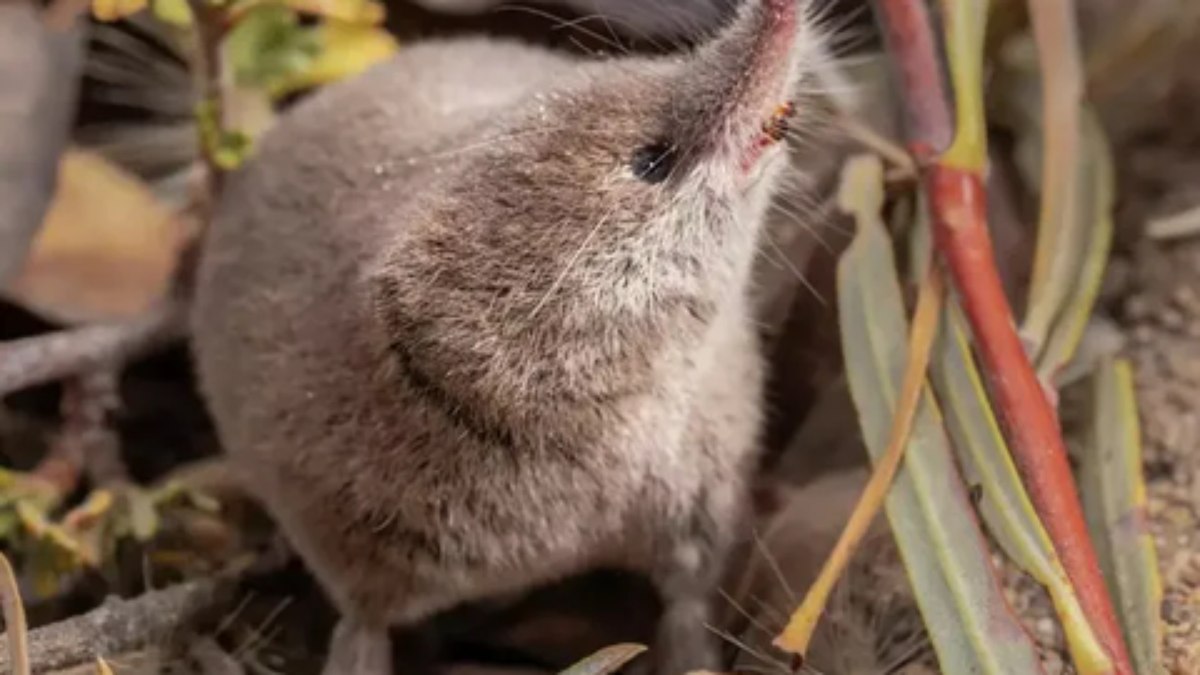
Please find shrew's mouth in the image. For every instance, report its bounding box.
[739,100,796,173]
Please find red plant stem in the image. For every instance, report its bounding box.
[872,0,952,161]
[927,166,1132,674]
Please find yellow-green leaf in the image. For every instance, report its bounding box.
[931,304,1111,674]
[196,100,254,170]
[835,155,1043,673]
[269,20,398,97]
[282,0,384,24]
[224,4,320,91]
[62,489,115,531]
[0,510,19,539]
[996,36,1116,381]
[92,0,147,22]
[1080,360,1165,675]
[150,0,193,26]
[126,487,161,542]
[558,644,647,675]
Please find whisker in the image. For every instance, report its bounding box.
[232,596,293,660]
[719,587,781,638]
[702,622,793,674]
[495,5,630,54]
[758,232,826,306]
[751,527,798,603]
[522,210,612,322]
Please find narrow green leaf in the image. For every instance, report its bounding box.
[1033,111,1114,379]
[997,38,1114,380]
[557,644,647,675]
[1080,360,1165,675]
[931,305,1111,673]
[837,154,1044,674]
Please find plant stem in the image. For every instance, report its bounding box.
[927,166,1131,674]
[870,0,1134,672]
[185,0,229,194]
[0,300,183,398]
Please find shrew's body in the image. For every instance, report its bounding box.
[191,3,825,671]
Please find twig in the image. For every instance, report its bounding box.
[0,579,226,672]
[1146,204,1200,241]
[0,552,30,675]
[73,370,127,486]
[0,299,184,399]
[185,0,231,196]
[836,116,917,178]
[871,0,1133,672]
[29,369,124,498]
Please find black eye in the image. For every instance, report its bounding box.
[629,142,677,184]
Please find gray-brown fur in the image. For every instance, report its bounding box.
[190,2,826,672]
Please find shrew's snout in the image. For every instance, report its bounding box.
[680,0,807,167]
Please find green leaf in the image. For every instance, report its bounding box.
[268,19,398,97]
[150,0,193,25]
[0,510,19,539]
[557,644,647,675]
[196,100,254,170]
[126,487,160,542]
[836,154,1044,673]
[997,37,1115,381]
[91,0,148,22]
[930,304,1111,673]
[1080,360,1165,675]
[223,4,320,91]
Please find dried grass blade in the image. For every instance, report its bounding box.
[0,551,30,675]
[557,643,647,675]
[773,154,943,657]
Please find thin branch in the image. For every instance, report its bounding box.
[29,368,123,499]
[0,579,226,672]
[185,0,231,196]
[0,299,184,399]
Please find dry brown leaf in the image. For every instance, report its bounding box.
[4,148,197,325]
